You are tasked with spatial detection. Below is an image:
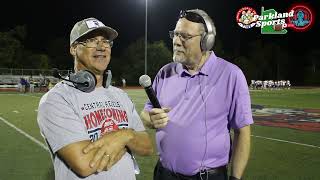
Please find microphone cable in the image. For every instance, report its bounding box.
[199,74,209,180]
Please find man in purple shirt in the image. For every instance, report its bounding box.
[141,9,253,180]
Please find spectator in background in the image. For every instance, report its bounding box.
[20,78,27,93]
[47,79,54,91]
[122,78,126,88]
[17,79,22,92]
[29,77,35,93]
[39,74,43,91]
[25,79,30,93]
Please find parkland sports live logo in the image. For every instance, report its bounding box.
[236,4,314,34]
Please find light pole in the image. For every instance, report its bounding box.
[144,0,148,75]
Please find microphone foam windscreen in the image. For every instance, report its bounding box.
[139,75,152,88]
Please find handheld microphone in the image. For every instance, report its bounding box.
[139,75,161,108]
[52,68,96,93]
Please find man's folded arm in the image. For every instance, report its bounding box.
[57,140,102,177]
[125,129,154,156]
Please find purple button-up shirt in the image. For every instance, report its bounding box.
[145,52,253,175]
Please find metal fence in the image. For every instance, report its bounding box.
[0,68,73,87]
[0,68,72,77]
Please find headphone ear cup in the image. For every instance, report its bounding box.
[187,9,215,51]
[70,70,97,93]
[84,70,97,86]
[200,33,206,51]
[201,33,214,51]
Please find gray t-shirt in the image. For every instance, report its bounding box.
[37,81,145,180]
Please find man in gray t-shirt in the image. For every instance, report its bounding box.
[37,17,153,180]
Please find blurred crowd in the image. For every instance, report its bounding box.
[250,80,291,90]
[17,75,55,93]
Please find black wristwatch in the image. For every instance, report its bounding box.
[229,176,241,180]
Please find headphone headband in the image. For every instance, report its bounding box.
[180,9,216,51]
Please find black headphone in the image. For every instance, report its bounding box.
[180,9,216,51]
[52,68,112,93]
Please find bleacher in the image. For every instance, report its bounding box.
[0,75,21,85]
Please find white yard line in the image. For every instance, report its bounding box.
[0,93,41,98]
[252,135,320,149]
[19,94,42,98]
[0,116,48,151]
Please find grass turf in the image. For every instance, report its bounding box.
[0,88,319,180]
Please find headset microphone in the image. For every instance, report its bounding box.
[52,68,88,86]
[52,68,96,93]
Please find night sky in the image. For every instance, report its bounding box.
[1,0,319,59]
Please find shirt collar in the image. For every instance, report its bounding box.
[176,51,217,77]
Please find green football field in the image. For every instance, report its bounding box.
[0,88,319,180]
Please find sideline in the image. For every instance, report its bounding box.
[252,135,320,149]
[0,116,48,151]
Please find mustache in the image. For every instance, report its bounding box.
[173,47,184,52]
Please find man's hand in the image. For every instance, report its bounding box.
[104,147,127,170]
[149,108,170,128]
[93,147,127,172]
[82,130,133,172]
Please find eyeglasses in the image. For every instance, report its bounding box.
[77,38,113,48]
[169,31,202,42]
[179,10,205,24]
